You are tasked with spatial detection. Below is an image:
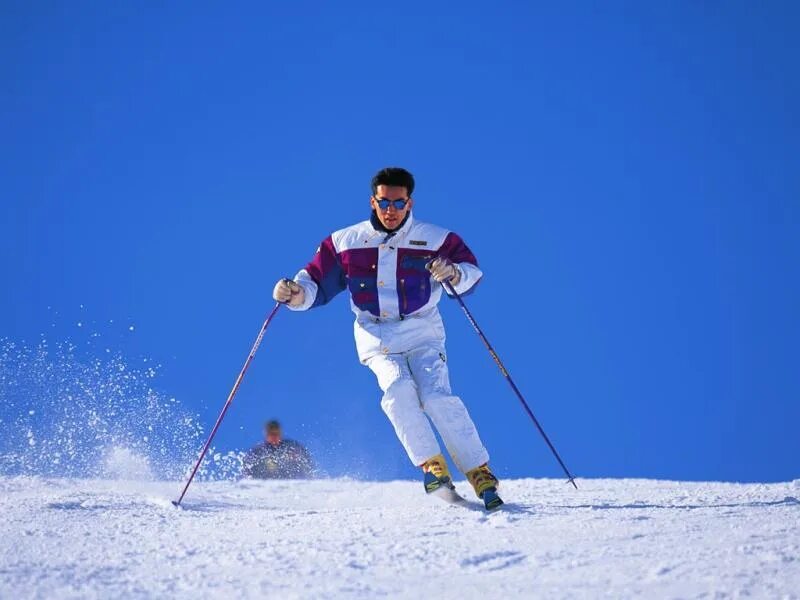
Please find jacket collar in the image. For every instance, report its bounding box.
[370,210,413,243]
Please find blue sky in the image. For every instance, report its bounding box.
[2,2,798,483]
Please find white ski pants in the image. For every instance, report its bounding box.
[365,345,489,473]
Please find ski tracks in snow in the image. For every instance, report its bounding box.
[1,477,798,598]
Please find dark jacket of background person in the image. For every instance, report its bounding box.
[242,439,314,479]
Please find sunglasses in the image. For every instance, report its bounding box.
[374,197,410,211]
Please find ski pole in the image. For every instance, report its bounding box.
[172,302,283,506]
[441,279,578,489]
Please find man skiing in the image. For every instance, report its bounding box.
[272,167,502,509]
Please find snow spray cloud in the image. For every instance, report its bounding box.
[0,336,243,480]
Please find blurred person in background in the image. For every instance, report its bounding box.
[242,420,314,479]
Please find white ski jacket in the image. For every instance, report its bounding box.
[288,212,482,362]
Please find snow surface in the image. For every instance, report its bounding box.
[2,476,798,599]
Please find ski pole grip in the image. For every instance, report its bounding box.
[278,278,300,304]
[426,256,456,283]
[425,255,441,272]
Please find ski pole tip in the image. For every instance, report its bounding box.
[567,477,578,490]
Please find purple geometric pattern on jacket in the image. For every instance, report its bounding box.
[305,236,347,309]
[303,229,479,316]
[438,232,479,267]
[341,247,380,315]
[396,247,436,315]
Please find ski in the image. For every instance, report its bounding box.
[430,482,469,506]
[424,472,504,511]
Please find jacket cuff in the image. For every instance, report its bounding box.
[287,270,318,311]
[446,263,482,295]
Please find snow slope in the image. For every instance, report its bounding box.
[1,476,798,599]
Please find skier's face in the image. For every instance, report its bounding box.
[265,427,282,445]
[371,185,413,231]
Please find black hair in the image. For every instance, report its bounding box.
[264,420,281,430]
[371,167,415,196]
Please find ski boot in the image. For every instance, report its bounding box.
[466,463,504,511]
[421,453,453,494]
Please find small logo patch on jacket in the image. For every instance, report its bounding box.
[409,240,427,246]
